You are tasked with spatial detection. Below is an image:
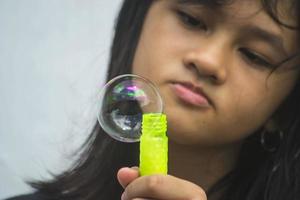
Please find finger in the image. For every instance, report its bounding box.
[123,175,207,200]
[117,167,140,189]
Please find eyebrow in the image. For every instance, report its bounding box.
[175,0,287,54]
[243,25,287,56]
[175,0,220,7]
[175,0,288,56]
[176,0,201,4]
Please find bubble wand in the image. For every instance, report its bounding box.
[98,74,168,175]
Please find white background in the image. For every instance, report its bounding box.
[0,0,122,198]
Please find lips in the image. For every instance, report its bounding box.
[171,82,211,107]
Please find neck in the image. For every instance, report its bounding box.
[168,140,241,192]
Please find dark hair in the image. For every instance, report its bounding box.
[30,1,152,199]
[30,0,300,200]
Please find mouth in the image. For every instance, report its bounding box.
[170,81,212,108]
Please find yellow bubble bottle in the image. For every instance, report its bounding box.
[139,113,168,176]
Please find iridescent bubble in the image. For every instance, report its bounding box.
[97,74,163,142]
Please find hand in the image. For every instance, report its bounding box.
[117,167,207,200]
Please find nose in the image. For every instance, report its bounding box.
[183,38,229,85]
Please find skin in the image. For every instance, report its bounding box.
[118,0,299,199]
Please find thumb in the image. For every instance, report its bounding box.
[117,167,140,189]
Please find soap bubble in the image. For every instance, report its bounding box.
[97,74,163,142]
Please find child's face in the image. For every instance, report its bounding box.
[132,0,299,146]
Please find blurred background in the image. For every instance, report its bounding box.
[0,0,122,198]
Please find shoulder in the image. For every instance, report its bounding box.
[5,193,45,200]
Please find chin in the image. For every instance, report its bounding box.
[167,126,202,145]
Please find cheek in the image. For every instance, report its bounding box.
[132,36,177,89]
[224,74,297,138]
[132,9,191,78]
[132,30,162,78]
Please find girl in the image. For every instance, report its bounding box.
[8,0,300,199]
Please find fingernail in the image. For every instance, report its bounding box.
[121,192,127,200]
[131,166,139,171]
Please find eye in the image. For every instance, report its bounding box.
[176,10,207,30]
[239,48,275,69]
